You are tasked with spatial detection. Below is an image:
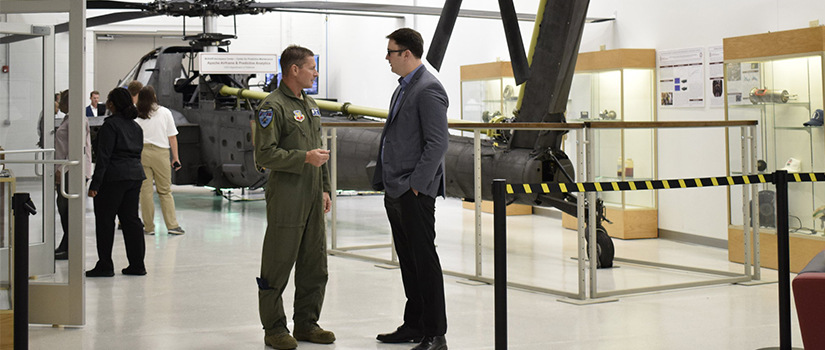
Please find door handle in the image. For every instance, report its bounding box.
[58,161,81,199]
[34,152,43,176]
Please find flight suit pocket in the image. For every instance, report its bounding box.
[278,121,308,150]
[283,121,307,137]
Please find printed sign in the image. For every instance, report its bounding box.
[199,53,278,74]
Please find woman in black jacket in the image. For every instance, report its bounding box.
[86,87,147,277]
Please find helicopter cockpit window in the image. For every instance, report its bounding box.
[117,56,155,88]
[135,58,156,85]
[118,60,141,88]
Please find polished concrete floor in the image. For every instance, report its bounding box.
[26,185,802,349]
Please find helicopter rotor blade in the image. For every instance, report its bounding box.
[0,11,160,44]
[252,1,536,21]
[87,1,154,11]
[58,11,161,34]
[498,0,529,85]
[425,0,462,72]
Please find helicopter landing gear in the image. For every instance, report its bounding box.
[584,224,614,268]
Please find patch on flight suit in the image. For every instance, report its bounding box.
[311,108,321,117]
[293,110,305,122]
[258,108,273,128]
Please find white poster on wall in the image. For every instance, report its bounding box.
[726,61,761,106]
[657,47,705,107]
[708,46,724,107]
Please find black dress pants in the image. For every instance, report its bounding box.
[55,182,69,252]
[56,176,88,252]
[92,179,145,271]
[384,190,447,336]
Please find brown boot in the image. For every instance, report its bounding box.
[264,332,297,349]
[294,325,336,344]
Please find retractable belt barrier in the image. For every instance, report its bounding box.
[12,193,36,350]
[505,172,825,194]
[493,170,824,350]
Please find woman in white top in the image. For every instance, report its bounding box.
[135,85,185,235]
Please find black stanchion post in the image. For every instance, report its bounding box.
[774,170,792,350]
[12,193,35,350]
[492,179,507,350]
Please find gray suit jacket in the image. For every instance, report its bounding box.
[372,65,449,199]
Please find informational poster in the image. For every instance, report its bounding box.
[657,47,705,107]
[708,46,724,107]
[198,53,278,74]
[726,61,761,106]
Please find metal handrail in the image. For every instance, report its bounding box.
[584,120,758,128]
[0,148,56,176]
[0,148,54,155]
[322,120,757,130]
[0,159,82,198]
[0,148,56,175]
[321,120,760,301]
[0,159,78,164]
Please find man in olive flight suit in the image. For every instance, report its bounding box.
[254,45,334,350]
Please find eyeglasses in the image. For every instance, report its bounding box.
[387,48,406,55]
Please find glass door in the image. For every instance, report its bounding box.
[0,22,56,278]
[1,16,85,326]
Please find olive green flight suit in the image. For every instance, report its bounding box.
[254,82,331,336]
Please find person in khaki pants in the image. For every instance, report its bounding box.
[135,85,185,235]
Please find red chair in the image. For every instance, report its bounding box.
[793,250,825,349]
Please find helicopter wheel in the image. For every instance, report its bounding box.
[584,225,615,268]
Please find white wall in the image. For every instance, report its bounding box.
[5,0,825,240]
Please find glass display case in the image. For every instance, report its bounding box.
[460,61,518,126]
[563,49,659,239]
[725,26,825,272]
[458,61,533,215]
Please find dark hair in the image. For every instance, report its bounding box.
[280,45,314,77]
[127,80,143,97]
[107,87,138,119]
[90,90,99,98]
[136,85,159,120]
[58,90,69,114]
[387,28,424,59]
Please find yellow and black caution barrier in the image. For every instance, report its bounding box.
[505,172,825,194]
[493,170,825,350]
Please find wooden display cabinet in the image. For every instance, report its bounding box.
[459,61,532,216]
[725,26,825,269]
[460,61,518,125]
[562,49,659,239]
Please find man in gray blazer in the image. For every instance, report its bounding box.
[372,28,449,350]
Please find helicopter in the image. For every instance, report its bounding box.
[2,0,616,267]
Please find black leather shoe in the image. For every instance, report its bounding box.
[85,267,115,277]
[377,325,425,343]
[122,266,147,276]
[411,335,447,350]
[54,250,68,260]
